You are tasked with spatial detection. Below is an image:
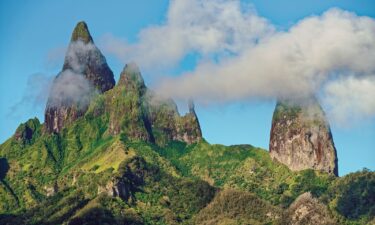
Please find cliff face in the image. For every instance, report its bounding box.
[44,21,115,133]
[269,98,338,176]
[175,100,202,144]
[145,93,202,145]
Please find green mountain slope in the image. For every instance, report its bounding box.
[1,94,373,224]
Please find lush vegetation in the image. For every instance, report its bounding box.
[324,169,375,224]
[194,189,281,225]
[0,82,373,225]
[157,141,335,207]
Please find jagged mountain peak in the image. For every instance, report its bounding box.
[118,62,146,94]
[103,62,202,145]
[63,21,115,92]
[70,21,93,43]
[188,99,195,114]
[123,62,140,73]
[44,21,115,133]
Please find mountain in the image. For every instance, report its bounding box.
[0,22,374,225]
[44,21,115,134]
[97,62,202,145]
[269,98,338,176]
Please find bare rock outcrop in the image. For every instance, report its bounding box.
[269,98,338,176]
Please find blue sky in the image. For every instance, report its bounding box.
[0,0,374,176]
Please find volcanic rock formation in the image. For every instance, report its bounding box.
[44,22,201,144]
[269,97,338,176]
[44,21,115,133]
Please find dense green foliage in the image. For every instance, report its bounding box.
[325,169,375,224]
[157,141,334,207]
[195,189,281,225]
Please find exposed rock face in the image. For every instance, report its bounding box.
[148,96,202,145]
[145,94,202,145]
[175,100,202,144]
[269,98,338,176]
[145,91,202,145]
[97,179,132,202]
[98,156,149,203]
[280,192,337,225]
[44,21,115,133]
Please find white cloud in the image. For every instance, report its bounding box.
[47,69,97,109]
[149,7,375,125]
[11,40,100,117]
[8,73,53,118]
[322,76,375,125]
[97,0,375,125]
[64,40,97,72]
[155,8,375,99]
[46,40,100,109]
[101,0,273,69]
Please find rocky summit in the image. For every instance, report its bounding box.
[44,21,115,133]
[269,97,338,176]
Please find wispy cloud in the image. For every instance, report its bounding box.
[46,40,99,109]
[45,46,66,70]
[8,73,53,118]
[11,41,99,117]
[46,70,97,109]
